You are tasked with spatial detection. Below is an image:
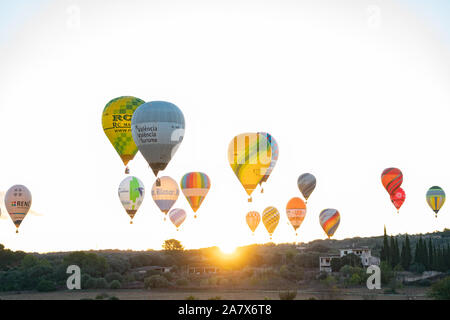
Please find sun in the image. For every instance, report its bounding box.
[219,244,237,255]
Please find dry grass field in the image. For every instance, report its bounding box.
[0,287,430,300]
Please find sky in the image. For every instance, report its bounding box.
[0,0,450,253]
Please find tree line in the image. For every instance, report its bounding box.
[380,227,450,273]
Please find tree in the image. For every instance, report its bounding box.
[144,275,170,289]
[109,280,122,289]
[162,239,184,252]
[381,226,390,263]
[428,239,434,270]
[429,276,450,300]
[36,279,56,292]
[401,234,412,270]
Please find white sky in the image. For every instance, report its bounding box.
[0,0,450,253]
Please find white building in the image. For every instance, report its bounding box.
[319,247,380,273]
[319,255,340,273]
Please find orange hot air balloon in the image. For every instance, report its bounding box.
[390,187,406,212]
[246,211,261,235]
[381,168,403,195]
[286,197,307,236]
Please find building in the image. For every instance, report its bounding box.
[133,266,173,274]
[187,265,220,274]
[319,247,380,273]
[319,255,340,273]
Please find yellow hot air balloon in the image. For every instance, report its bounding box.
[102,96,145,173]
[228,133,272,202]
[262,207,280,240]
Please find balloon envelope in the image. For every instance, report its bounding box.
[131,101,185,176]
[258,132,278,186]
[102,96,145,166]
[246,211,261,233]
[262,207,280,237]
[5,185,32,231]
[169,208,187,229]
[297,173,316,201]
[151,176,180,214]
[381,168,403,195]
[228,133,272,199]
[390,187,406,211]
[426,186,445,216]
[180,172,211,214]
[118,176,145,222]
[286,197,307,231]
[319,209,340,239]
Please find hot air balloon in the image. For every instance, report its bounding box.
[381,168,403,195]
[180,172,211,218]
[5,185,32,233]
[319,209,340,239]
[257,132,278,193]
[228,133,272,202]
[118,176,145,224]
[390,187,406,212]
[246,211,261,235]
[102,96,145,174]
[151,176,179,220]
[131,101,185,176]
[297,173,316,203]
[426,186,446,218]
[286,197,307,236]
[262,207,280,240]
[169,209,187,231]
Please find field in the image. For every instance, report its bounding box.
[0,287,430,300]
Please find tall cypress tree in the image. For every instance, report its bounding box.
[401,234,412,270]
[381,226,389,263]
[414,241,420,264]
[405,234,412,269]
[428,239,433,271]
[394,238,401,268]
[389,236,396,268]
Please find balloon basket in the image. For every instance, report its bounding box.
[130,221,133,225]
[125,167,130,175]
[248,197,252,203]
[156,178,161,187]
[261,188,264,194]
[194,215,197,219]
[16,230,19,234]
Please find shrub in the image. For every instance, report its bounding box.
[96,278,108,289]
[36,280,56,292]
[110,280,122,290]
[95,293,109,300]
[429,277,450,300]
[186,295,198,300]
[144,275,170,289]
[208,296,222,300]
[109,296,120,300]
[176,278,189,287]
[105,272,123,283]
[85,277,97,289]
[161,272,174,282]
[279,290,297,300]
